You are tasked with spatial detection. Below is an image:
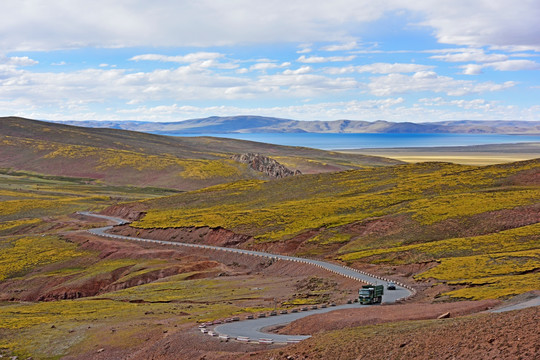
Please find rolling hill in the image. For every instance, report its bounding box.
[0,115,538,359]
[0,117,401,191]
[106,158,540,301]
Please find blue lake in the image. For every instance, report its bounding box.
[159,133,540,150]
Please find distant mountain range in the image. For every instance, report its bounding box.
[56,116,540,135]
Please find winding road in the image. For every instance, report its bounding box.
[80,211,414,343]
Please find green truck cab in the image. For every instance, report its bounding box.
[358,284,384,304]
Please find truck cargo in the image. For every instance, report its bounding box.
[358,284,384,304]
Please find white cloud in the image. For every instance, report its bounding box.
[256,70,358,97]
[460,64,484,75]
[355,63,434,74]
[1,1,538,52]
[249,63,280,71]
[0,56,38,66]
[0,1,388,51]
[130,52,224,63]
[297,44,313,54]
[419,97,496,110]
[368,71,515,96]
[326,63,434,75]
[460,59,540,74]
[431,49,508,63]
[282,66,313,75]
[79,96,540,122]
[325,66,356,75]
[488,59,540,71]
[115,98,406,121]
[0,58,361,112]
[249,62,290,71]
[298,55,356,63]
[404,0,540,51]
[321,41,359,51]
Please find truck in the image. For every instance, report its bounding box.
[358,284,384,304]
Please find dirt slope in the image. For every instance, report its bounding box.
[239,306,539,360]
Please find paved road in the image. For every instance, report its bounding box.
[79,211,414,343]
[214,303,369,343]
[490,296,540,313]
[80,212,540,343]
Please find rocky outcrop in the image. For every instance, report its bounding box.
[231,153,301,178]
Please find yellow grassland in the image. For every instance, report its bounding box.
[410,189,540,225]
[0,196,109,218]
[0,218,41,232]
[2,135,245,179]
[444,273,540,300]
[339,223,540,261]
[339,224,540,300]
[0,274,287,358]
[133,161,539,242]
[0,236,87,281]
[0,189,52,200]
[307,230,352,245]
[416,249,540,281]
[131,160,539,300]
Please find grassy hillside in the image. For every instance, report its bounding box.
[0,117,401,190]
[0,123,537,358]
[126,159,540,300]
[0,169,303,359]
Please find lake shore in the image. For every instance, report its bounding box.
[338,142,540,165]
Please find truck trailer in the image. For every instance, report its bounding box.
[358,284,384,304]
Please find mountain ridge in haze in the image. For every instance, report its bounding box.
[55,116,540,134]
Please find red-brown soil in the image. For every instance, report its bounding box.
[4,219,538,360]
[101,203,148,222]
[0,226,363,303]
[238,306,539,360]
[90,300,538,360]
[276,300,500,335]
[0,231,224,302]
[107,224,254,249]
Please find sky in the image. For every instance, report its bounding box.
[0,0,539,123]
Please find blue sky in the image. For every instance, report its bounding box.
[0,1,539,122]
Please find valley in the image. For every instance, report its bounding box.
[0,118,538,359]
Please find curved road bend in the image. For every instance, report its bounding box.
[79,212,413,342]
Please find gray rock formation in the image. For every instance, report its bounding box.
[231,153,301,178]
